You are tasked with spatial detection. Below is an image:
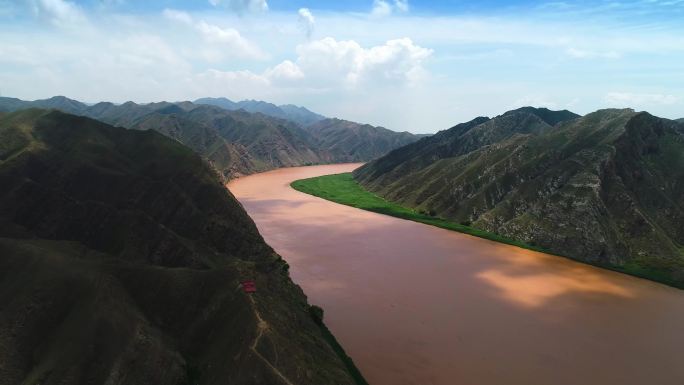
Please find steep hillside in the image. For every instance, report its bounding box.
[357,107,578,185]
[128,110,259,179]
[305,118,423,162]
[181,107,329,169]
[279,104,327,126]
[0,109,358,385]
[356,108,684,286]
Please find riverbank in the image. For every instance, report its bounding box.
[230,164,684,385]
[291,172,684,290]
[291,173,545,251]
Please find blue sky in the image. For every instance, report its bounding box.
[1,0,682,132]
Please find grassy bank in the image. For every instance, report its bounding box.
[291,172,546,253]
[291,172,684,290]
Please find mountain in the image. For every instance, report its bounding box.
[127,108,259,178]
[132,105,329,176]
[0,95,88,115]
[194,96,238,110]
[0,109,358,385]
[0,96,423,178]
[305,118,425,162]
[356,107,684,287]
[279,104,327,126]
[0,97,328,178]
[356,107,578,183]
[194,97,326,126]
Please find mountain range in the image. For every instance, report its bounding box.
[355,107,684,287]
[0,96,424,178]
[194,97,326,126]
[0,109,359,384]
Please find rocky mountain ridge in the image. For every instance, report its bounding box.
[356,107,684,287]
[0,96,424,179]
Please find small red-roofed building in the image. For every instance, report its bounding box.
[242,280,256,293]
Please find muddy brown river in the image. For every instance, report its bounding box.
[228,164,684,385]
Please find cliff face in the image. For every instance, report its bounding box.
[356,108,684,286]
[0,110,357,385]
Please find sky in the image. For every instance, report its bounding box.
[1,0,683,133]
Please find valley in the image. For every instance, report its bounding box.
[3,2,682,384]
[230,163,684,385]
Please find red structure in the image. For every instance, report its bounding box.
[241,280,256,293]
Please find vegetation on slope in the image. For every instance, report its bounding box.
[0,109,361,385]
[292,172,684,289]
[355,108,684,288]
[291,173,543,251]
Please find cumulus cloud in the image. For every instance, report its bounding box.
[197,37,432,92]
[209,0,268,13]
[286,37,431,88]
[30,0,86,27]
[371,0,409,17]
[163,9,266,60]
[265,60,305,83]
[604,92,680,106]
[298,8,315,39]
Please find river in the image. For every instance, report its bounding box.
[228,163,684,385]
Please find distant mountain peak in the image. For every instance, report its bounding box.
[503,106,580,126]
[194,97,326,126]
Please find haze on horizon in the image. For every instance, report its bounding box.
[1,0,682,133]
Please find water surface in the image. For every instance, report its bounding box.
[228,164,684,385]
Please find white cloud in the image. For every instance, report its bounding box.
[196,21,266,59]
[162,9,193,25]
[30,0,86,27]
[163,10,266,60]
[298,8,315,39]
[604,92,681,106]
[394,0,409,12]
[265,60,305,83]
[292,37,432,88]
[194,37,432,92]
[371,0,392,17]
[209,0,268,13]
[371,0,409,17]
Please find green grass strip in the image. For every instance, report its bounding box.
[291,172,684,290]
[291,172,545,253]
